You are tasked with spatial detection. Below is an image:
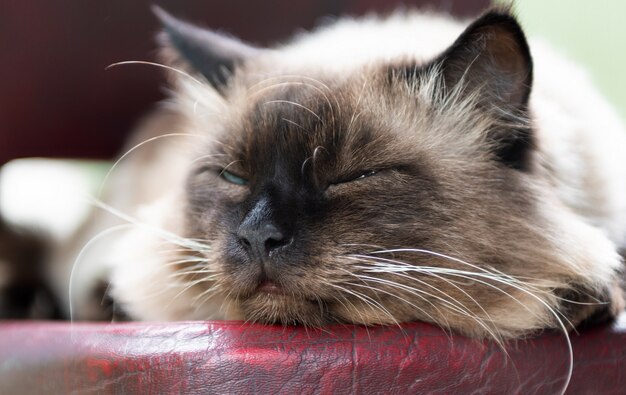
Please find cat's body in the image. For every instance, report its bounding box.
[46,7,625,339]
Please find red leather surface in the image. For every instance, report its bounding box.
[1,316,624,394]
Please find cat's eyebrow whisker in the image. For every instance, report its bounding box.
[281,118,312,134]
[310,145,328,182]
[106,60,205,86]
[262,100,324,125]
[218,161,244,178]
[300,156,313,178]
[247,74,334,96]
[189,153,228,167]
[247,77,339,131]
[252,78,338,125]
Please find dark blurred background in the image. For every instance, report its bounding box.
[0,0,488,164]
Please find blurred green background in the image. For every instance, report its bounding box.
[498,1,626,119]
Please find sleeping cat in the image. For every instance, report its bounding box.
[47,5,626,340]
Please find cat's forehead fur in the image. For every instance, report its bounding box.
[180,63,496,184]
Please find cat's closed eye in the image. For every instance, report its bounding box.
[330,170,378,186]
[219,169,249,186]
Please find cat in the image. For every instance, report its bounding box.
[44,5,626,341]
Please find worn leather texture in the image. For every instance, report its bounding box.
[1,316,624,394]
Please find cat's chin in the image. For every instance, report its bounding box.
[238,292,330,327]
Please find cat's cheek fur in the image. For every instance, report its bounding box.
[537,195,625,325]
[107,195,242,321]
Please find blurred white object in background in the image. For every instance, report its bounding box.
[0,159,107,240]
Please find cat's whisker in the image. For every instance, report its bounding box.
[281,118,312,134]
[170,269,217,279]
[105,60,204,85]
[218,161,244,178]
[262,100,324,125]
[347,265,477,322]
[363,258,560,311]
[343,272,445,330]
[327,282,400,328]
[349,254,526,334]
[311,145,328,178]
[355,257,556,325]
[160,254,204,262]
[347,273,459,343]
[162,257,208,266]
[366,248,558,290]
[97,132,204,197]
[189,153,228,167]
[216,286,240,317]
[163,272,222,311]
[348,251,573,389]
[168,263,214,274]
[88,197,211,253]
[68,224,137,325]
[192,283,227,313]
[346,78,369,136]
[343,262,502,344]
[247,74,333,97]
[247,77,338,133]
[255,77,338,126]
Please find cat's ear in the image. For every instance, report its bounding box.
[439,9,533,109]
[152,6,261,93]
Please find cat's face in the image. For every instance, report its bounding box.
[184,74,532,331]
[153,8,622,338]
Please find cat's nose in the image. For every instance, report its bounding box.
[237,222,291,258]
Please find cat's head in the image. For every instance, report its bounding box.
[151,7,623,338]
